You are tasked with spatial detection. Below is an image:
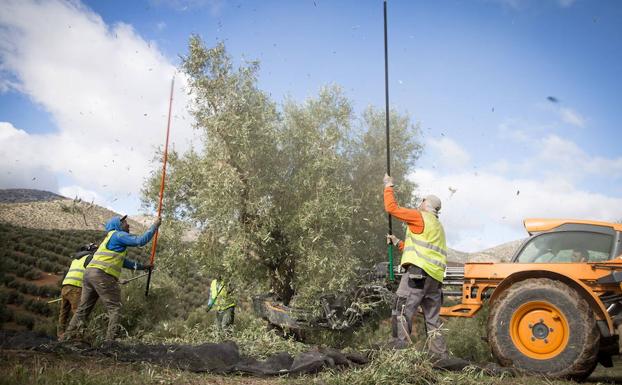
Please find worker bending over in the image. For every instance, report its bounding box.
[63,215,160,342]
[57,243,97,339]
[383,174,448,358]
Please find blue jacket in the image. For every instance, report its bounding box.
[103,216,158,270]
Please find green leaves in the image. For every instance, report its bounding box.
[143,39,422,311]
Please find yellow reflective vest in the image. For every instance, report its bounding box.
[87,231,127,279]
[210,279,235,311]
[400,211,447,283]
[62,255,90,288]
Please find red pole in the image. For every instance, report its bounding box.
[145,76,174,297]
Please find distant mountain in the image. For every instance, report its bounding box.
[0,189,146,232]
[0,189,65,203]
[447,248,470,265]
[446,239,525,265]
[467,239,525,262]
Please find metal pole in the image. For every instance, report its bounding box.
[384,0,394,281]
[145,76,175,297]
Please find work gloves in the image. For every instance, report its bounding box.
[386,234,402,247]
[153,217,162,229]
[383,173,394,188]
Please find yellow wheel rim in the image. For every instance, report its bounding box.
[509,301,570,360]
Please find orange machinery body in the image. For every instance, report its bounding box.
[441,218,622,335]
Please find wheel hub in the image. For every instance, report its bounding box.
[531,321,550,340]
[510,301,569,360]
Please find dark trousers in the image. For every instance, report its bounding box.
[392,269,448,357]
[64,268,121,341]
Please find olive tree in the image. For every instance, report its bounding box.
[143,37,421,309]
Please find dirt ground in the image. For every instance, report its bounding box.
[33,273,62,287]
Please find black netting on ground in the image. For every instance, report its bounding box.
[0,331,511,376]
[0,331,368,375]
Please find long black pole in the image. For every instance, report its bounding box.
[384,0,394,281]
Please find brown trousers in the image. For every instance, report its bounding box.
[57,285,82,338]
[392,269,448,358]
[64,268,121,341]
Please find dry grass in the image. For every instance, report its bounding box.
[0,200,146,231]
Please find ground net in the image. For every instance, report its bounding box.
[0,330,367,375]
[0,330,510,376]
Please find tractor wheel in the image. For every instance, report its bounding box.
[487,278,599,380]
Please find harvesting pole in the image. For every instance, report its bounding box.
[384,0,394,281]
[145,76,174,297]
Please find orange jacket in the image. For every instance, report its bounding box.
[384,186,425,251]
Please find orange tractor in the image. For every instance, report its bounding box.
[442,218,622,379]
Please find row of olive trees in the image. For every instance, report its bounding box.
[142,36,421,309]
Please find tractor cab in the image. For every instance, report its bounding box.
[512,218,622,264]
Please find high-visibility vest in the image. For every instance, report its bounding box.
[210,279,235,311]
[400,211,447,283]
[87,231,127,279]
[62,255,90,288]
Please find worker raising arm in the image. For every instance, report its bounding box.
[383,174,448,359]
[62,215,161,343]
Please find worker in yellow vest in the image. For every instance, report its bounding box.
[383,174,448,358]
[57,243,97,339]
[208,277,236,329]
[63,215,160,342]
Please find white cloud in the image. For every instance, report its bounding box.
[426,137,471,171]
[498,121,530,143]
[413,131,622,252]
[59,185,103,203]
[0,122,59,191]
[510,134,622,182]
[0,0,194,213]
[559,107,585,127]
[0,122,27,141]
[411,168,622,252]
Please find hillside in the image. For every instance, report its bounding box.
[0,190,157,334]
[447,239,525,264]
[0,222,153,334]
[0,189,147,232]
[468,239,525,262]
[0,189,65,203]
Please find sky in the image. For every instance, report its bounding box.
[0,0,621,252]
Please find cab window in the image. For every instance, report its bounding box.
[516,231,612,263]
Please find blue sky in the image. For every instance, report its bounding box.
[1,0,621,251]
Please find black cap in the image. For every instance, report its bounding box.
[120,215,128,222]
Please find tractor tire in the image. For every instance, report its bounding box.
[487,278,599,380]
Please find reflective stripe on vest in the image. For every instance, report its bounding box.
[210,279,235,311]
[87,230,126,279]
[62,255,90,287]
[400,211,447,283]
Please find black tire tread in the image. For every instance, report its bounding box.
[487,278,599,380]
